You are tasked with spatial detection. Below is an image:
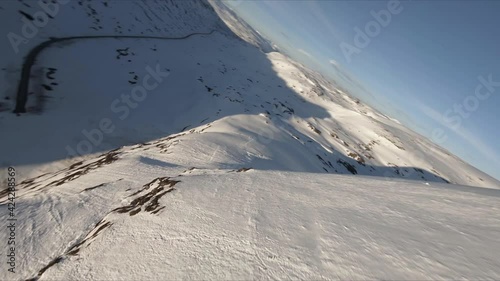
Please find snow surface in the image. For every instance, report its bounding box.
[0,0,499,280]
[1,151,499,279]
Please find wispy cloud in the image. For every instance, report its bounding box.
[329,59,340,67]
[297,48,312,57]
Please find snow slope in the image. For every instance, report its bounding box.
[0,0,499,279]
[1,142,499,279]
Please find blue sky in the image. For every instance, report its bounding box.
[224,0,500,180]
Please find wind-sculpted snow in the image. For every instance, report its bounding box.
[1,159,499,279]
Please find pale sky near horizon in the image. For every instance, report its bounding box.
[224,0,500,181]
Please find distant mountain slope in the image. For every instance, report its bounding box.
[209,0,276,53]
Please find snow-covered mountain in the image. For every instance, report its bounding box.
[1,0,497,188]
[0,1,499,280]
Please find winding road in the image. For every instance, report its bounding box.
[13,31,216,113]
